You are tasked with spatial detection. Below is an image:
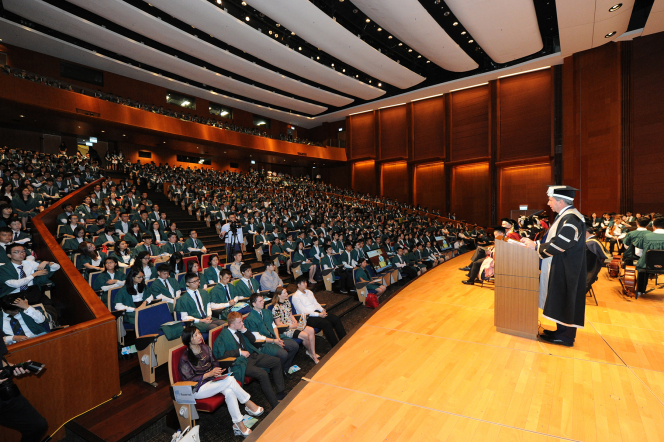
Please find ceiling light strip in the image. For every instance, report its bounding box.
[449,82,488,92]
[497,66,550,79]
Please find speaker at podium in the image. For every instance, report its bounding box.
[493,239,540,339]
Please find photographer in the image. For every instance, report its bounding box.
[0,339,48,442]
[219,213,244,263]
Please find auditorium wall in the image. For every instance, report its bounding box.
[352,160,377,195]
[498,163,553,220]
[414,162,445,213]
[451,163,490,226]
[381,162,408,203]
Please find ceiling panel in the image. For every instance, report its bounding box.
[148,0,385,101]
[0,18,316,126]
[65,0,353,108]
[643,0,664,35]
[445,0,543,64]
[350,0,478,72]
[244,0,426,89]
[592,3,634,47]
[5,0,327,115]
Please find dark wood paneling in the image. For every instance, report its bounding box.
[413,96,445,160]
[352,161,376,195]
[451,163,490,226]
[450,86,490,162]
[381,162,408,203]
[499,70,553,161]
[414,163,445,212]
[379,106,408,160]
[631,32,664,214]
[498,163,553,220]
[349,112,376,159]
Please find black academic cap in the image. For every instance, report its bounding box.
[546,185,579,201]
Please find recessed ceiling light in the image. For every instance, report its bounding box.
[609,3,622,11]
[468,39,474,43]
[331,63,335,67]
[605,31,616,38]
[461,31,467,35]
[444,11,450,16]
[101,130,105,132]
[269,30,272,34]
[241,1,246,5]
[123,134,126,136]
[316,56,320,59]
[356,74,359,78]
[369,80,371,83]
[365,18,370,23]
[417,55,421,58]
[453,21,459,26]
[408,49,412,52]
[291,31,295,35]
[216,0,221,3]
[426,60,430,63]
[342,68,346,72]
[163,141,166,143]
[398,42,402,46]
[19,115,24,118]
[245,16,250,22]
[378,82,382,87]
[274,33,278,37]
[298,47,302,50]
[377,28,382,31]
[276,23,280,27]
[388,35,393,39]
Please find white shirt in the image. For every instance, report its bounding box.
[221,222,244,244]
[291,289,323,317]
[181,289,211,322]
[142,266,153,280]
[2,307,46,344]
[6,261,61,294]
[100,271,125,292]
[114,284,150,312]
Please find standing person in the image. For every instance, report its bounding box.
[291,275,346,347]
[521,186,586,347]
[219,213,244,263]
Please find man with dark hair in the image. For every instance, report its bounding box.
[634,217,664,297]
[147,264,180,310]
[183,229,207,258]
[1,294,48,345]
[209,269,241,320]
[462,227,506,285]
[137,210,150,234]
[622,217,651,265]
[292,275,346,347]
[245,293,299,375]
[391,246,419,280]
[213,311,286,408]
[521,186,587,347]
[174,272,224,331]
[161,232,183,255]
[235,264,260,298]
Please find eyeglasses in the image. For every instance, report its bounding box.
[135,275,144,280]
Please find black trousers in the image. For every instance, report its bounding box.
[0,392,48,442]
[245,353,284,408]
[553,323,577,344]
[225,242,242,263]
[269,339,299,373]
[637,271,649,294]
[607,238,623,254]
[467,260,483,281]
[337,268,354,292]
[307,314,346,347]
[399,266,418,280]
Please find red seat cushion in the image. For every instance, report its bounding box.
[244,377,253,385]
[195,395,226,413]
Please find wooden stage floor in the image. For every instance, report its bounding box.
[254,254,664,442]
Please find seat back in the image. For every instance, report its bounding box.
[31,303,51,333]
[176,272,185,284]
[88,271,103,288]
[136,302,174,337]
[254,273,263,286]
[200,253,217,270]
[56,225,64,237]
[645,250,664,274]
[208,324,225,348]
[289,295,298,315]
[146,278,156,288]
[108,287,122,310]
[169,344,187,386]
[182,255,199,270]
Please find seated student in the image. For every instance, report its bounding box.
[78,241,107,276]
[123,223,144,249]
[57,203,76,225]
[605,214,628,255]
[63,226,87,252]
[87,216,107,237]
[133,234,164,261]
[114,212,131,236]
[1,294,48,345]
[114,268,153,324]
[269,237,289,271]
[178,326,263,438]
[165,221,184,242]
[135,211,151,234]
[175,272,225,331]
[157,212,170,231]
[340,242,357,274]
[244,293,299,376]
[180,261,205,290]
[635,217,664,296]
[60,214,81,238]
[320,244,351,293]
[622,217,650,265]
[259,261,282,292]
[149,221,167,246]
[253,226,270,258]
[405,245,427,274]
[93,257,127,305]
[234,264,262,298]
[391,246,419,280]
[271,286,319,364]
[133,251,156,281]
[461,227,505,285]
[355,258,387,296]
[161,232,184,256]
[229,250,244,280]
[414,243,433,270]
[423,241,444,266]
[13,187,41,230]
[212,311,286,409]
[291,275,346,347]
[209,269,242,320]
[183,229,207,259]
[203,254,223,285]
[110,239,133,267]
[75,196,94,223]
[283,234,296,274]
[148,264,180,310]
[167,252,184,277]
[8,219,30,245]
[293,241,317,285]
[94,226,119,249]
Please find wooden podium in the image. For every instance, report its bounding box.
[493,240,540,339]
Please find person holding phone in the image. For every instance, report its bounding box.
[179,326,263,437]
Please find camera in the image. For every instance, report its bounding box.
[0,361,45,401]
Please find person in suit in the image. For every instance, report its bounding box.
[147,264,180,311]
[161,232,183,256]
[244,293,299,376]
[174,272,225,332]
[212,311,286,409]
[178,326,263,438]
[1,294,48,345]
[234,264,261,298]
[183,229,207,260]
[208,269,242,320]
[8,219,30,244]
[56,203,75,225]
[94,226,119,249]
[136,211,151,234]
[86,216,108,237]
[391,246,419,280]
[622,217,650,265]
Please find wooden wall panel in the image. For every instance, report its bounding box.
[498,163,553,220]
[499,70,553,161]
[352,160,376,195]
[414,163,445,212]
[413,97,445,160]
[451,163,490,226]
[450,86,490,162]
[381,162,408,202]
[631,33,664,214]
[349,112,376,159]
[379,106,408,160]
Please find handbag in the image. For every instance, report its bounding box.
[365,293,379,309]
[172,426,200,442]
